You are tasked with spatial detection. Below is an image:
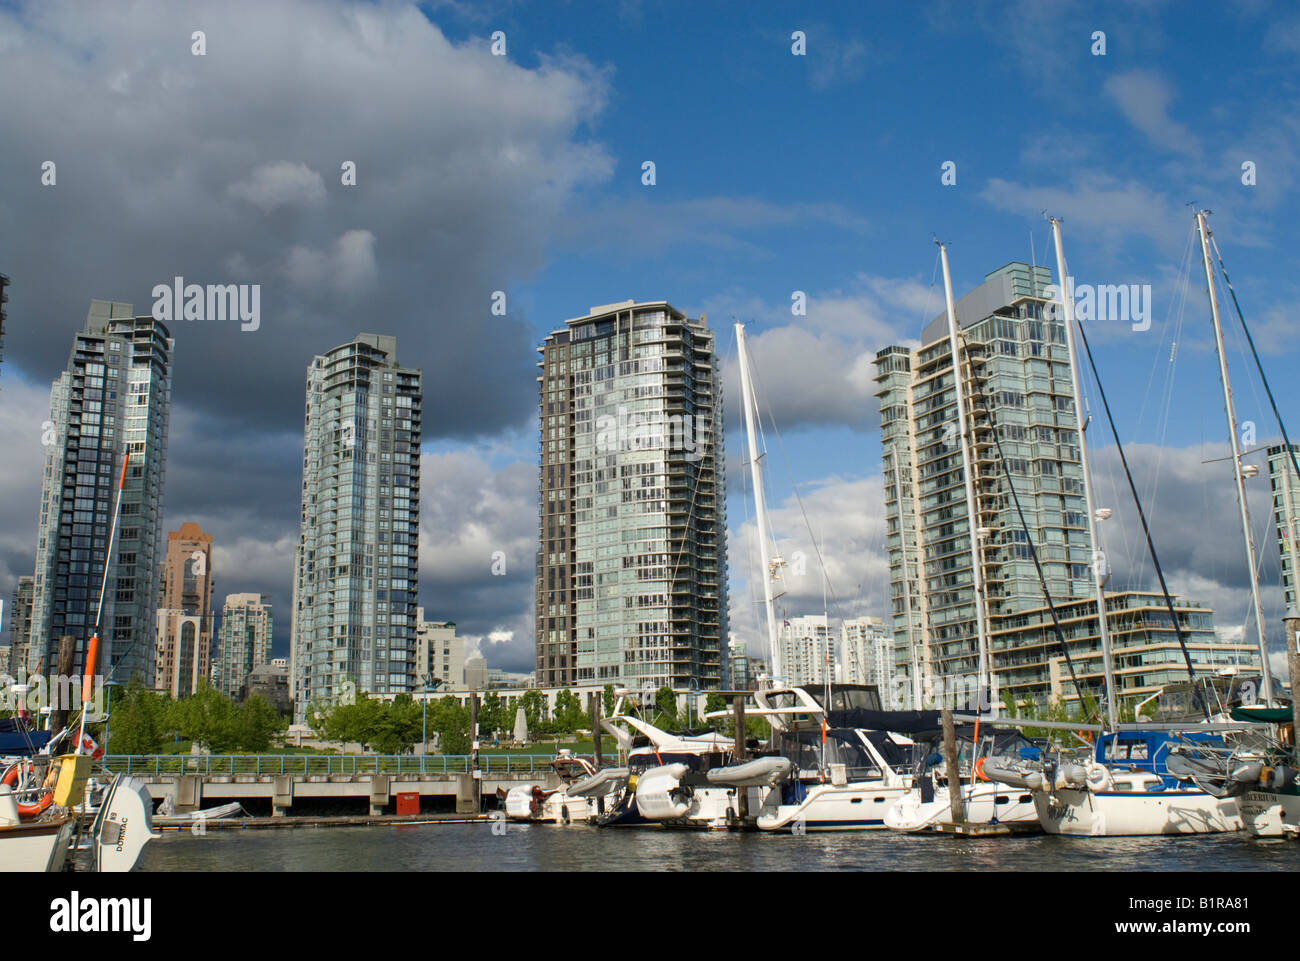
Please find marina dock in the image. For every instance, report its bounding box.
[101,754,559,817]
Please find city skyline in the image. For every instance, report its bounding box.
[1,1,1298,689]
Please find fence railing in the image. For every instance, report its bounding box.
[100,754,560,777]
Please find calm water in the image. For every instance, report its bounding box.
[138,823,1298,872]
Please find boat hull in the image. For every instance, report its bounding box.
[1034,788,1242,836]
[1239,789,1300,838]
[657,785,767,829]
[0,816,75,872]
[758,782,908,831]
[503,785,613,824]
[884,782,1039,832]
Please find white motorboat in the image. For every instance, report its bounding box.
[501,751,625,825]
[883,724,1042,832]
[708,684,927,832]
[593,711,764,829]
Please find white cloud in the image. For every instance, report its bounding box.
[1103,70,1201,157]
[228,161,327,212]
[283,229,378,294]
[729,473,891,660]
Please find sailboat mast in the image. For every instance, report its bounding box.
[735,323,781,684]
[1195,210,1274,703]
[1050,218,1119,731]
[937,242,990,708]
[891,447,923,708]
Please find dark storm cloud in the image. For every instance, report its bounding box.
[0,0,610,654]
[0,0,611,440]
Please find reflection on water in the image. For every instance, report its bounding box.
[138,823,1297,872]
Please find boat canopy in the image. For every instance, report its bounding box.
[826,708,941,735]
[1230,705,1293,724]
[0,720,52,757]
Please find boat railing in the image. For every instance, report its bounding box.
[99,754,564,777]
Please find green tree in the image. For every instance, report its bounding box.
[359,695,412,755]
[168,684,241,752]
[553,689,585,733]
[479,691,505,737]
[320,695,386,750]
[235,695,285,752]
[428,696,471,754]
[1000,689,1019,719]
[105,678,167,754]
[653,686,678,729]
[602,683,617,716]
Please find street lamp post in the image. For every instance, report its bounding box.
[420,674,430,756]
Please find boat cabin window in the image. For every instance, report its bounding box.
[1104,739,1152,763]
[782,730,880,779]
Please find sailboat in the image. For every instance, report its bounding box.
[0,452,160,871]
[1016,213,1268,836]
[880,240,1047,832]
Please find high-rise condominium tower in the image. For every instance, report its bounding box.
[777,615,834,687]
[840,616,894,697]
[535,301,727,692]
[213,593,273,700]
[290,334,421,719]
[1267,444,1300,611]
[29,301,172,685]
[875,263,1248,710]
[155,522,214,697]
[7,576,34,676]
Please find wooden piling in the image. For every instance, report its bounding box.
[733,696,748,823]
[590,693,603,767]
[942,709,965,824]
[49,635,76,735]
[1285,614,1300,742]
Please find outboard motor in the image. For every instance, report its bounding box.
[92,776,160,872]
[1268,766,1297,791]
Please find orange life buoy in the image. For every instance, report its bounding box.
[2,760,54,818]
[973,757,989,782]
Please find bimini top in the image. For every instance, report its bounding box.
[825,708,942,735]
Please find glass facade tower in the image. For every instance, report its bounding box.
[28,301,172,686]
[875,264,1248,710]
[1267,443,1300,611]
[535,301,727,693]
[290,334,421,720]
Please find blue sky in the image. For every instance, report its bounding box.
[1,0,1296,675]
[428,0,1300,652]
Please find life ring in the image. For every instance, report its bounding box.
[973,758,989,782]
[1,760,54,818]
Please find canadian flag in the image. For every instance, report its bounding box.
[79,733,104,760]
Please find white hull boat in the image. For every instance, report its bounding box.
[152,801,245,826]
[1034,777,1242,836]
[759,782,910,831]
[502,752,626,825]
[1236,789,1300,838]
[885,780,1038,832]
[0,814,75,872]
